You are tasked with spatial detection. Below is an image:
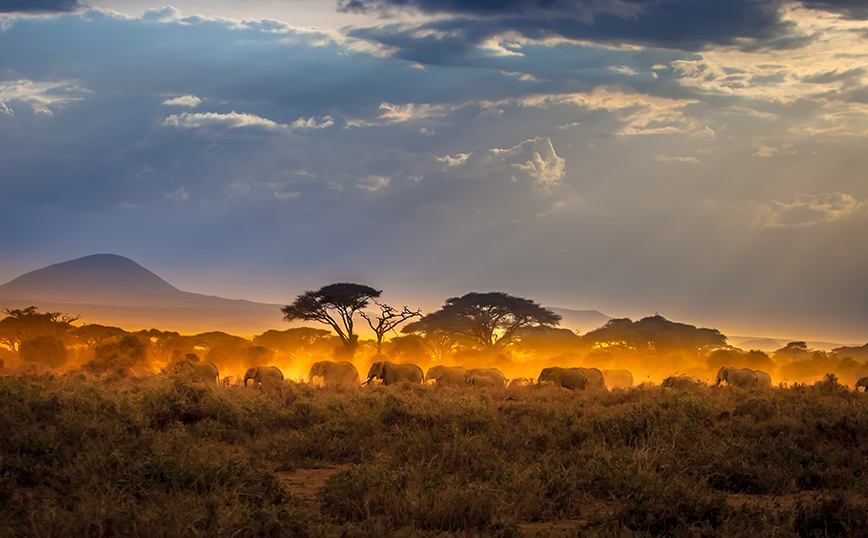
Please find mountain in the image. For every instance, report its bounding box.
[0,254,285,335]
[550,307,610,333]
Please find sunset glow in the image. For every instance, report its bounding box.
[1,0,867,344]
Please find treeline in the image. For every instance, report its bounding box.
[2,285,868,387]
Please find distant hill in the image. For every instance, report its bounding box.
[0,254,285,335]
[549,307,610,334]
[729,336,859,353]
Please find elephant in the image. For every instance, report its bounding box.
[171,359,219,383]
[579,367,607,391]
[603,369,633,390]
[466,368,507,388]
[244,365,284,387]
[754,370,773,387]
[425,365,466,387]
[537,367,588,391]
[855,376,868,392]
[308,360,360,389]
[661,375,699,389]
[715,367,764,388]
[365,361,424,386]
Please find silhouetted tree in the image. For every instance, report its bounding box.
[85,334,148,374]
[832,342,868,362]
[582,315,725,357]
[281,283,381,357]
[707,348,774,372]
[360,301,421,355]
[383,334,431,363]
[404,292,560,351]
[0,306,79,351]
[72,324,128,350]
[19,335,68,369]
[774,341,812,362]
[513,326,582,359]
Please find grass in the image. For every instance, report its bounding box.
[1,374,868,537]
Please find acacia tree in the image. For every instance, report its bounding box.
[400,310,464,361]
[403,291,561,352]
[360,301,421,355]
[0,306,79,352]
[281,282,381,357]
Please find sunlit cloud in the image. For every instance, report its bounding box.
[752,143,796,157]
[163,95,202,107]
[0,79,87,114]
[439,137,565,187]
[141,6,183,23]
[356,175,391,191]
[290,115,335,129]
[161,111,286,132]
[756,192,867,228]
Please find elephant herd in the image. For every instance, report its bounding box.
[661,367,773,389]
[170,359,868,393]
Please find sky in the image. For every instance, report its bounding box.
[1,0,867,343]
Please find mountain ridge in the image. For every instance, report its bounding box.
[0,254,285,335]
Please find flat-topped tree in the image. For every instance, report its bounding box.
[404,291,561,351]
[281,283,381,357]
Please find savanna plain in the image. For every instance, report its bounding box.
[3,307,868,537]
[3,370,868,537]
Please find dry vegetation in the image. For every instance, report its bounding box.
[2,372,868,537]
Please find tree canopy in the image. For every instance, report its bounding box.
[281,282,381,355]
[581,315,726,356]
[403,291,561,350]
[0,306,79,351]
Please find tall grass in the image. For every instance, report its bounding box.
[1,374,867,537]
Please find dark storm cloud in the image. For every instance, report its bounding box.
[800,0,868,20]
[342,0,803,54]
[0,0,81,12]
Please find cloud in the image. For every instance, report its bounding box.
[752,143,795,158]
[492,137,566,185]
[290,115,335,129]
[800,0,868,20]
[653,155,700,164]
[163,95,202,107]
[438,137,565,186]
[0,0,80,13]
[801,67,865,85]
[141,6,184,23]
[342,0,803,56]
[356,175,391,191]
[756,192,866,228]
[161,111,287,133]
[0,79,87,114]
[167,187,189,202]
